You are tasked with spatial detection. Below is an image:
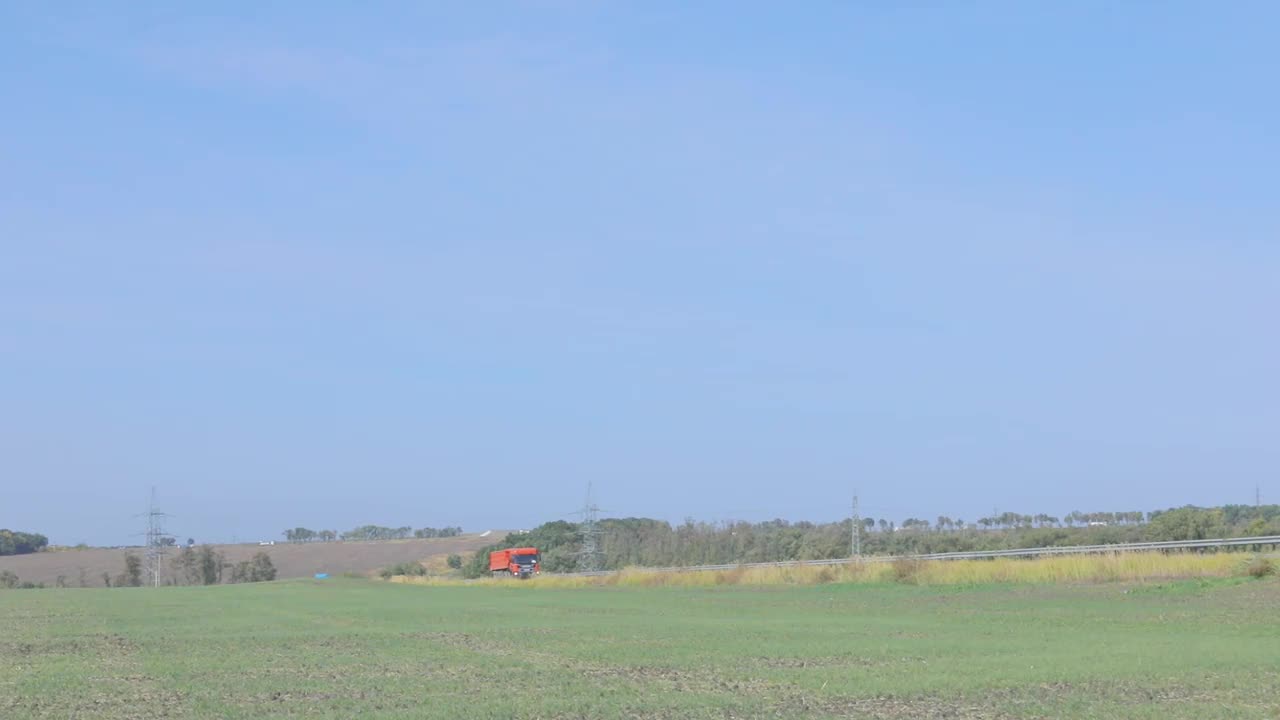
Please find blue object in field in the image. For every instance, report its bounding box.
[314,573,329,579]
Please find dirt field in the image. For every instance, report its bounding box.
[0,532,507,587]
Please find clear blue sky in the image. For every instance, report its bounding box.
[2,3,1276,546]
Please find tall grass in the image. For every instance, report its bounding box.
[388,551,1258,588]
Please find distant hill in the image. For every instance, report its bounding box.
[0,532,508,588]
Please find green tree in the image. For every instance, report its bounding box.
[171,546,200,585]
[285,528,317,543]
[123,552,143,587]
[446,554,463,570]
[197,546,221,585]
[229,552,276,583]
[0,529,49,556]
[250,552,276,581]
[1146,507,1222,541]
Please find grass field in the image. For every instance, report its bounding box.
[3,577,1278,719]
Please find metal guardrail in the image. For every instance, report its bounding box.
[559,534,1280,577]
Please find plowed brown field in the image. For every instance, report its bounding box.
[0,532,506,587]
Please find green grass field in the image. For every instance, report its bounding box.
[3,578,1278,719]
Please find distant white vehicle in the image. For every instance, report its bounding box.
[258,541,275,546]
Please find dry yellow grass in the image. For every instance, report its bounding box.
[389,551,1253,588]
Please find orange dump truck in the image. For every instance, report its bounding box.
[489,547,540,578]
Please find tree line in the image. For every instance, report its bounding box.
[103,547,277,587]
[0,570,40,589]
[864,510,1159,534]
[2,547,279,590]
[283,528,339,543]
[0,529,49,556]
[461,504,1280,576]
[284,525,462,542]
[166,546,277,585]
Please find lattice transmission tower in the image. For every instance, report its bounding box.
[140,487,173,587]
[851,493,861,558]
[572,482,606,573]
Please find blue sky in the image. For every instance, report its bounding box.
[2,2,1277,545]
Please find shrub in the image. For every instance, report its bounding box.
[463,546,499,578]
[380,561,428,579]
[446,554,463,570]
[892,556,922,584]
[1243,555,1275,579]
[713,566,747,585]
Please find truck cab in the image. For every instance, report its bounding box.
[489,547,540,578]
